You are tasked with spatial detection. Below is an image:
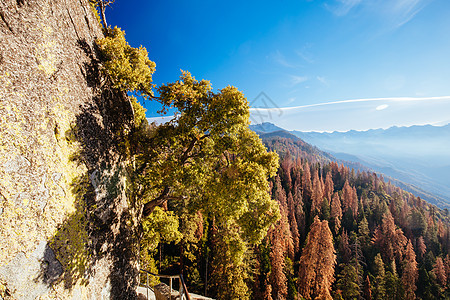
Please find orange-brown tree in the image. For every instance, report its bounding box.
[401,240,418,299]
[298,216,336,299]
[330,192,342,234]
[433,256,447,287]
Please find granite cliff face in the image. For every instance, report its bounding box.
[0,1,140,299]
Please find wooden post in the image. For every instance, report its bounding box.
[146,273,149,300]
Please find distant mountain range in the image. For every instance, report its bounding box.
[250,122,450,209]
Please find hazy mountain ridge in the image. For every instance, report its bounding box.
[250,122,450,209]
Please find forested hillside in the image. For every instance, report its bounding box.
[255,136,450,299]
[152,134,449,300]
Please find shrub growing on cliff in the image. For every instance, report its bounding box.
[96,27,155,99]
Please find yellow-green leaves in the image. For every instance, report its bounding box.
[96,27,155,99]
[140,71,279,245]
[141,207,182,252]
[130,96,147,127]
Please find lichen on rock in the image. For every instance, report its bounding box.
[0,0,140,299]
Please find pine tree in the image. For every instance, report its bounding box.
[385,268,401,300]
[208,217,250,299]
[294,192,306,240]
[324,172,334,201]
[302,162,312,200]
[311,169,324,216]
[433,256,447,287]
[373,253,386,300]
[444,254,450,285]
[342,180,353,213]
[336,262,360,299]
[298,216,336,300]
[339,231,351,264]
[269,224,288,300]
[358,215,370,249]
[287,192,300,254]
[330,192,343,234]
[416,236,427,259]
[401,240,418,299]
[372,211,407,264]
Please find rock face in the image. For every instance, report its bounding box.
[0,0,139,299]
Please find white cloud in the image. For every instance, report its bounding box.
[376,104,389,110]
[324,0,362,16]
[325,0,433,30]
[387,0,431,29]
[317,76,329,87]
[271,50,294,68]
[290,75,308,86]
[147,116,174,125]
[296,49,315,64]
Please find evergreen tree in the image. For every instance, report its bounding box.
[311,169,324,216]
[372,253,386,300]
[416,236,427,259]
[358,215,370,251]
[372,211,407,264]
[298,216,336,300]
[385,269,401,300]
[336,262,360,299]
[287,192,300,254]
[339,231,351,264]
[208,217,250,299]
[330,192,343,234]
[324,171,334,201]
[433,256,447,287]
[401,240,418,299]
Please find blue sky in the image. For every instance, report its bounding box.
[107,0,450,132]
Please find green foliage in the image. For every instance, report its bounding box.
[138,71,279,244]
[141,207,182,252]
[336,263,360,299]
[384,270,401,299]
[139,207,181,284]
[130,95,147,127]
[209,218,252,299]
[96,27,155,99]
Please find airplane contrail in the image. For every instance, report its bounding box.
[249,96,450,112]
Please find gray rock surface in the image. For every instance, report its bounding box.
[0,241,62,300]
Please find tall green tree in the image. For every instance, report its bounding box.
[372,253,386,300]
[336,262,360,299]
[135,72,279,245]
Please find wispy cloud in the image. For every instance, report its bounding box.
[316,76,329,87]
[324,0,433,30]
[290,75,308,86]
[295,44,315,64]
[287,97,296,104]
[325,0,362,16]
[271,50,295,68]
[388,0,431,29]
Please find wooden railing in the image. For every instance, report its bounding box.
[139,269,191,300]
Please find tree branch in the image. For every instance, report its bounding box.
[180,133,210,165]
[97,0,115,29]
[142,186,184,217]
